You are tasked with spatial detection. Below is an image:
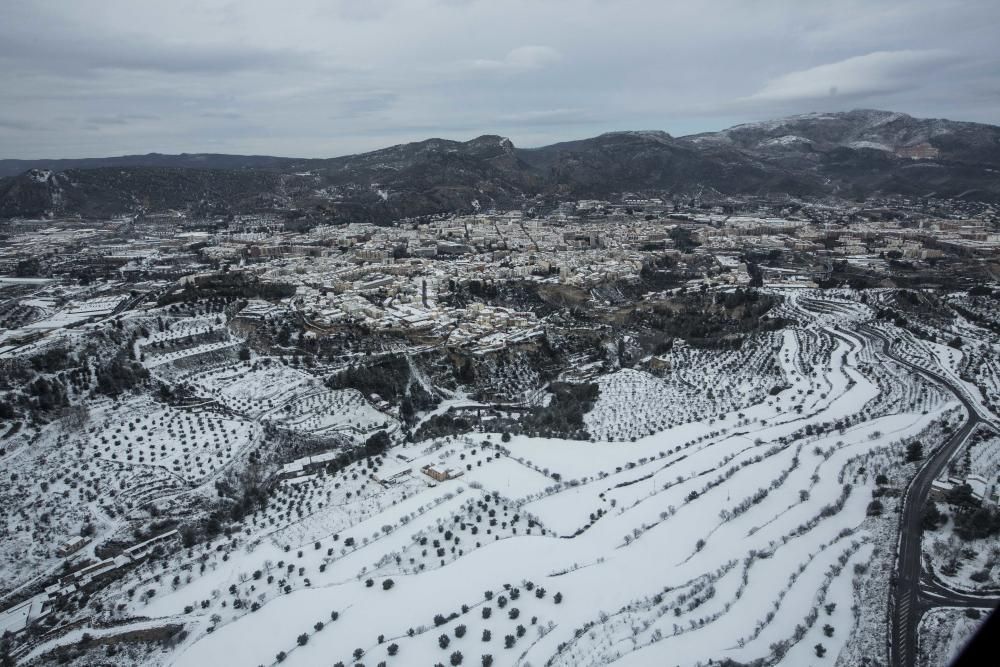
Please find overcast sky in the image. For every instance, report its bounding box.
[1,0,998,159]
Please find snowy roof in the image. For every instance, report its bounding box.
[0,599,33,635]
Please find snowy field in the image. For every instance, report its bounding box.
[13,291,990,667]
[182,362,398,441]
[79,295,964,667]
[85,399,260,484]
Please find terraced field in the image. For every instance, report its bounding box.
[11,289,997,667]
[19,292,956,667]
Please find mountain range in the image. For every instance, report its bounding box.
[2,109,999,221]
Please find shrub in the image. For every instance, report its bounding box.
[946,483,980,509]
[922,503,946,530]
[954,506,1000,540]
[970,570,990,583]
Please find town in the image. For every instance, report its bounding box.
[3,193,997,355]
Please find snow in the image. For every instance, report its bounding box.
[763,134,810,147]
[13,291,982,667]
[848,140,893,152]
[918,607,987,667]
[154,316,961,667]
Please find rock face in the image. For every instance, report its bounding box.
[3,109,1000,220]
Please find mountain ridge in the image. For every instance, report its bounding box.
[6,109,997,173]
[2,109,999,221]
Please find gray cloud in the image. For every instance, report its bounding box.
[86,113,160,126]
[0,4,319,77]
[0,35,311,79]
[742,50,960,105]
[0,0,997,159]
[0,118,41,132]
[328,0,398,22]
[495,108,597,127]
[339,92,400,117]
[467,46,562,72]
[200,111,244,120]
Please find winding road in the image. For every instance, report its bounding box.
[857,324,1000,667]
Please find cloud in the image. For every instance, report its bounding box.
[0,6,316,76]
[199,111,244,120]
[495,108,595,126]
[42,40,311,76]
[86,113,160,126]
[469,45,561,71]
[743,49,959,104]
[339,92,399,117]
[1,1,999,158]
[328,0,397,21]
[0,118,41,131]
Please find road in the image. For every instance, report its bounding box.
[858,325,1000,667]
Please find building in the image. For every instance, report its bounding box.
[371,464,413,486]
[56,536,91,558]
[0,596,50,637]
[421,464,463,482]
[929,475,989,504]
[279,451,341,479]
[123,530,180,560]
